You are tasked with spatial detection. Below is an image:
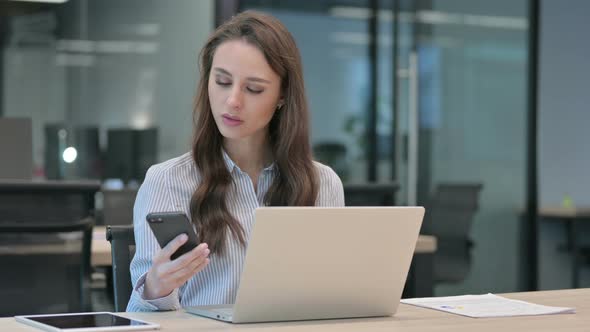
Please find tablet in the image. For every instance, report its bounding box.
[15,312,160,332]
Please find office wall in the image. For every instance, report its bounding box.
[72,0,213,162]
[426,1,528,295]
[538,0,590,289]
[268,2,531,295]
[428,0,590,294]
[3,0,214,168]
[3,48,67,169]
[538,0,590,208]
[269,12,370,182]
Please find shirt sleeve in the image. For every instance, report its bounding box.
[315,162,345,207]
[126,165,182,312]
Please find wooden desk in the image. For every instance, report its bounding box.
[90,227,436,267]
[539,207,590,219]
[538,207,590,288]
[91,227,112,267]
[91,228,436,297]
[405,235,437,298]
[5,228,433,269]
[2,288,588,331]
[415,235,437,254]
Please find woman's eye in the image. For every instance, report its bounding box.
[247,87,263,94]
[216,80,231,87]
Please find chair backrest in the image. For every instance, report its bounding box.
[0,218,94,316]
[101,189,137,225]
[421,183,483,284]
[106,225,135,312]
[343,182,399,206]
[422,183,483,238]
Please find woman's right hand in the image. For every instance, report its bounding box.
[143,234,210,300]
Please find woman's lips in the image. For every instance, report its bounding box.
[222,114,244,127]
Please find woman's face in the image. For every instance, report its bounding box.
[208,39,282,142]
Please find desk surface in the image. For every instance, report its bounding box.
[0,228,436,267]
[90,227,437,267]
[2,288,588,331]
[0,179,100,192]
[538,206,590,218]
[91,227,112,266]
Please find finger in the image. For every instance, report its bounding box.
[174,257,210,285]
[165,244,209,274]
[185,243,209,263]
[171,250,210,281]
[177,242,209,264]
[189,257,210,275]
[152,260,196,291]
[159,233,188,261]
[187,253,210,274]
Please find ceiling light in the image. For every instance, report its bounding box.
[9,0,69,4]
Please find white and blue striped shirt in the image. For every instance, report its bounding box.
[127,151,344,311]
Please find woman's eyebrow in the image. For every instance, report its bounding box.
[213,67,232,76]
[213,67,271,84]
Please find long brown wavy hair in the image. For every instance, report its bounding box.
[190,11,318,255]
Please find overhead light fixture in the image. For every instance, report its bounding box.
[330,6,527,30]
[62,147,78,164]
[9,0,69,3]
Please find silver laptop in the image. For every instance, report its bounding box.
[185,206,425,323]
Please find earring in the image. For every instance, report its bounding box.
[276,103,284,110]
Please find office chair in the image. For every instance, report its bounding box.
[100,189,137,226]
[343,182,399,206]
[421,183,483,284]
[0,218,94,316]
[106,225,135,312]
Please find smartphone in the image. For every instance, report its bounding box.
[146,211,199,260]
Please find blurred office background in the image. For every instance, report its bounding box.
[1,0,589,315]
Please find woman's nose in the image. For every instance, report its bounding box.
[226,87,243,110]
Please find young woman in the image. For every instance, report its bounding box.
[127,11,344,312]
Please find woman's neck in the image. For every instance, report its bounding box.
[223,137,273,175]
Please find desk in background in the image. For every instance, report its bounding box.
[404,235,437,298]
[0,179,100,223]
[539,207,590,288]
[91,227,437,297]
[2,288,588,331]
[0,180,100,315]
[91,228,436,267]
[92,227,113,266]
[5,227,435,273]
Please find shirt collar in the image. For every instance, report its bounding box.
[222,149,237,172]
[221,149,276,174]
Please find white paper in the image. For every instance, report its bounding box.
[401,293,575,318]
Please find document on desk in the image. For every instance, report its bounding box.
[401,293,575,318]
